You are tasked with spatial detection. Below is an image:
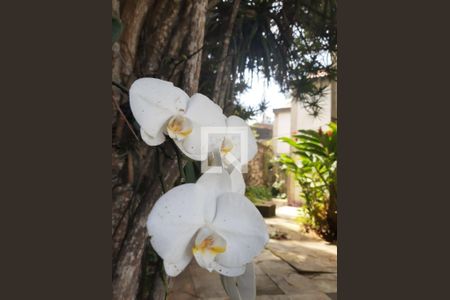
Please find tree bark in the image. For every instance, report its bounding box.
[119,0,155,84]
[218,55,233,111]
[182,0,208,96]
[143,0,182,76]
[212,0,240,107]
[112,1,208,299]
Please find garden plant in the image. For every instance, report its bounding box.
[279,122,337,242]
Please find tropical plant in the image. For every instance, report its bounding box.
[278,122,337,242]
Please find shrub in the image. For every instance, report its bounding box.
[278,122,337,242]
[245,186,273,205]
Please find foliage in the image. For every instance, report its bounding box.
[201,0,337,114]
[233,97,269,120]
[271,173,286,198]
[245,185,273,205]
[278,122,337,242]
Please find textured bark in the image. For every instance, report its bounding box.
[120,0,154,83]
[182,0,208,96]
[143,0,182,75]
[223,58,237,116]
[112,1,208,299]
[112,0,122,125]
[113,149,180,300]
[167,2,193,58]
[218,55,233,110]
[212,0,240,107]
[166,2,194,82]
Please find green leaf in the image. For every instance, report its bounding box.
[112,17,123,44]
[297,141,326,152]
[293,150,311,158]
[279,137,302,150]
[293,132,321,144]
[183,160,197,183]
[298,129,322,139]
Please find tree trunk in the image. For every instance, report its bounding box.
[212,0,240,107]
[182,0,208,96]
[112,1,207,299]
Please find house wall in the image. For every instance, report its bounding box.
[331,81,337,121]
[293,85,332,131]
[272,109,291,154]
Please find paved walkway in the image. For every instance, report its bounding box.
[169,205,337,300]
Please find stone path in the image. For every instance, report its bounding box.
[169,205,337,300]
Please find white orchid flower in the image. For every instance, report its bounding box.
[146,171,268,277]
[219,116,258,169]
[129,78,226,160]
[229,167,246,195]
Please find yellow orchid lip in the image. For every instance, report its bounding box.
[177,127,193,137]
[221,146,233,154]
[209,246,226,254]
[220,137,234,154]
[167,115,193,140]
[192,236,226,255]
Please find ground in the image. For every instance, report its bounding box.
[168,202,337,300]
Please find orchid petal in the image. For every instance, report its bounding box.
[146,183,205,276]
[140,128,165,146]
[179,94,227,160]
[212,261,246,277]
[230,168,246,195]
[130,78,188,143]
[174,122,205,160]
[163,255,192,277]
[178,128,227,161]
[185,93,226,128]
[175,122,222,161]
[212,193,269,269]
[196,171,232,222]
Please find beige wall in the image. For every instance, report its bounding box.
[293,85,333,131]
[331,81,337,121]
[272,109,291,155]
